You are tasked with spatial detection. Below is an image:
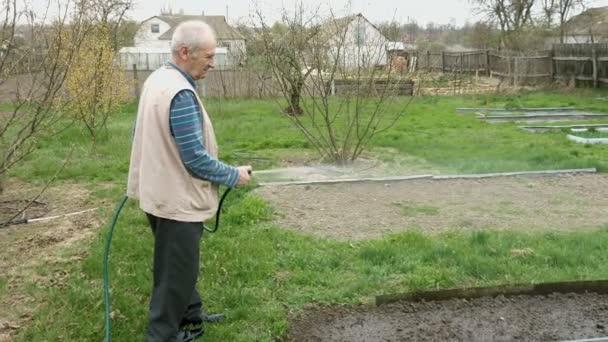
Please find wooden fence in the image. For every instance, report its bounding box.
[121,43,608,98]
[127,66,414,99]
[414,44,608,87]
[331,79,414,96]
[127,66,281,99]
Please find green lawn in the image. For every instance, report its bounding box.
[8,88,608,341]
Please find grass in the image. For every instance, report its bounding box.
[6,88,608,341]
[392,201,440,217]
[0,276,6,298]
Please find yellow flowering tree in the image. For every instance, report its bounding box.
[65,24,130,139]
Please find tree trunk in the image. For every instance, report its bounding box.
[285,79,304,115]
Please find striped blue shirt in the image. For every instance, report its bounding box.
[167,62,239,188]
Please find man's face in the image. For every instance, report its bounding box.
[181,38,216,80]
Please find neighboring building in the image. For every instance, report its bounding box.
[318,13,389,69]
[385,42,417,73]
[126,14,246,69]
[548,6,608,45]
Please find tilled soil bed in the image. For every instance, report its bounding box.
[256,173,608,240]
[287,292,608,342]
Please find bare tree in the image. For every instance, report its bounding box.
[541,0,557,26]
[256,6,320,115]
[0,0,89,191]
[470,0,536,49]
[75,0,133,50]
[255,5,412,165]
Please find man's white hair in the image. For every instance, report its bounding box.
[170,21,216,54]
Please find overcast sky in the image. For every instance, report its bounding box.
[128,0,482,26]
[25,0,608,26]
[127,0,607,26]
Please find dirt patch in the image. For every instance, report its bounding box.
[255,173,608,240]
[287,292,608,342]
[0,179,101,341]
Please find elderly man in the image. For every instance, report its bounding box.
[127,21,251,341]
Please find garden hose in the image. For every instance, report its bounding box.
[103,195,128,342]
[103,186,238,342]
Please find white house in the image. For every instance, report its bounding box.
[122,14,246,70]
[318,13,389,69]
[546,6,608,45]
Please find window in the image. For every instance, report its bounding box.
[354,22,366,45]
[218,41,230,52]
[151,24,159,33]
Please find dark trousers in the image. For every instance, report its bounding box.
[145,213,204,342]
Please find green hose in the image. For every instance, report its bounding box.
[103,188,234,341]
[103,195,128,342]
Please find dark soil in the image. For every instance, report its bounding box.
[287,292,608,342]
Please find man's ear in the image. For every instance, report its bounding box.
[178,46,189,61]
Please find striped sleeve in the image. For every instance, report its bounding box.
[169,90,239,188]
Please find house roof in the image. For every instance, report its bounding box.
[386,42,417,51]
[142,15,245,40]
[564,6,608,36]
[318,13,387,40]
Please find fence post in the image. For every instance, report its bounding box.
[247,70,252,98]
[548,49,555,82]
[514,57,519,87]
[132,64,140,99]
[460,52,464,73]
[508,56,513,86]
[486,50,491,76]
[592,48,598,88]
[441,51,446,73]
[426,51,430,71]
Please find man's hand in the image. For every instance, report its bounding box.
[236,166,252,186]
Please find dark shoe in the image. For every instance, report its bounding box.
[175,326,204,342]
[201,312,225,323]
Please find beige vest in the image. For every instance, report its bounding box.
[127,65,219,222]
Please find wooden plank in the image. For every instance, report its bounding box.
[492,71,510,77]
[519,124,608,133]
[376,279,608,306]
[433,168,596,180]
[516,55,551,60]
[554,75,595,81]
[490,71,550,78]
[559,336,608,342]
[553,56,593,61]
[559,337,608,342]
[515,73,551,78]
[456,107,575,114]
[567,135,608,145]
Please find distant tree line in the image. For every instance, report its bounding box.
[372,0,590,51]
